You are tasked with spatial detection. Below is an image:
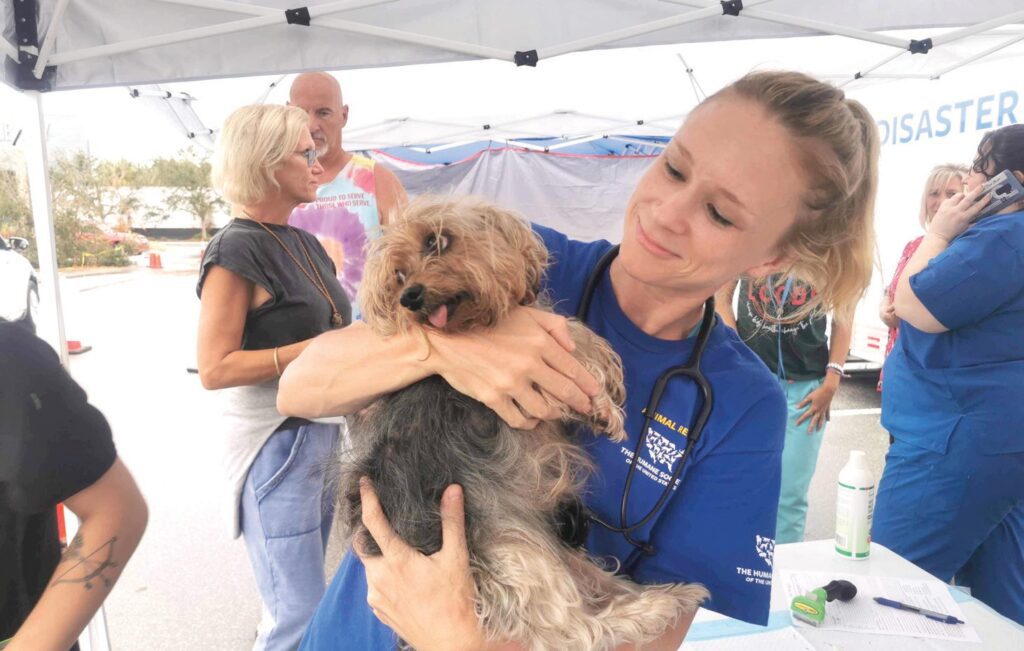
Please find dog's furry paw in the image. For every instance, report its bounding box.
[562,319,627,441]
[586,395,626,442]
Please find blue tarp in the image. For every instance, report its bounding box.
[361,135,669,166]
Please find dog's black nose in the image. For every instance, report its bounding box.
[400,284,425,311]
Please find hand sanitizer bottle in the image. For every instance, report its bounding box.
[835,450,874,560]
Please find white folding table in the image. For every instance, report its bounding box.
[683,540,1024,650]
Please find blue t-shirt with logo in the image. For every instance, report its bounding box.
[301,225,786,649]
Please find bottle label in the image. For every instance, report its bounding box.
[835,482,875,559]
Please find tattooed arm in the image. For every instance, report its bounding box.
[8,458,147,651]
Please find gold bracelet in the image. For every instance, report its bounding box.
[273,347,282,377]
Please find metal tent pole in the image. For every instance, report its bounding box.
[931,32,1024,78]
[22,90,67,366]
[24,87,115,651]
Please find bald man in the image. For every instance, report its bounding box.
[288,72,407,317]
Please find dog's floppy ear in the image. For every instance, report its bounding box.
[519,230,547,306]
[481,204,548,306]
[357,231,402,336]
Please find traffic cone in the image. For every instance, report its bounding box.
[149,252,163,269]
[68,340,93,355]
[56,503,68,546]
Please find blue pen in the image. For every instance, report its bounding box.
[874,597,965,625]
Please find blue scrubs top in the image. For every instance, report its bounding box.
[301,226,786,650]
[882,210,1024,454]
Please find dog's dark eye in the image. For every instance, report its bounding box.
[395,270,406,285]
[424,231,451,254]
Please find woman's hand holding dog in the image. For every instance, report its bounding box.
[356,479,514,651]
[427,306,601,430]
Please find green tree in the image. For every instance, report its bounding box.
[0,168,36,265]
[51,152,147,225]
[48,151,136,267]
[151,148,224,240]
[97,159,147,229]
[0,152,150,269]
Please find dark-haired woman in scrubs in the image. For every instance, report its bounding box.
[875,123,1024,625]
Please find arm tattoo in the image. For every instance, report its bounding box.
[51,532,119,590]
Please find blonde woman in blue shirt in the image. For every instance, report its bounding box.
[281,71,879,650]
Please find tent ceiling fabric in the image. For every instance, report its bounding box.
[2,0,1022,92]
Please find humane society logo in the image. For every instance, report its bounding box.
[755,535,775,568]
[645,431,685,470]
[618,424,685,490]
[735,535,775,587]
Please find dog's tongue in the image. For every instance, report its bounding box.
[428,304,449,329]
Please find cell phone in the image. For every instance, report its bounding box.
[973,170,1024,222]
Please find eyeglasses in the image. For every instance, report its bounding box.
[972,134,995,176]
[297,148,318,168]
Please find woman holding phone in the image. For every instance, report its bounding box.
[874,123,1024,625]
[877,164,967,392]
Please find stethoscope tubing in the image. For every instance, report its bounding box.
[575,245,715,555]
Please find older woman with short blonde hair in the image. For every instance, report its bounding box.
[878,163,969,391]
[198,103,350,650]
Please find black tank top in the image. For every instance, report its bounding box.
[197,218,352,350]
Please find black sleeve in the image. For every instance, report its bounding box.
[196,226,275,299]
[0,325,116,514]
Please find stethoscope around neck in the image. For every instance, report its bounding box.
[560,244,715,563]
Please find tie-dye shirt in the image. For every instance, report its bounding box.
[289,154,381,318]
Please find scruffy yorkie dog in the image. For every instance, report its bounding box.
[343,197,708,651]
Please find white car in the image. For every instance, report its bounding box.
[0,233,38,332]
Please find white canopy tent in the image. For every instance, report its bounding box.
[3,0,1023,360]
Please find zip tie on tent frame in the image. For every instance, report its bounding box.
[720,0,742,17]
[285,7,312,26]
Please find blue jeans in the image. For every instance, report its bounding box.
[776,378,827,544]
[240,421,339,651]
